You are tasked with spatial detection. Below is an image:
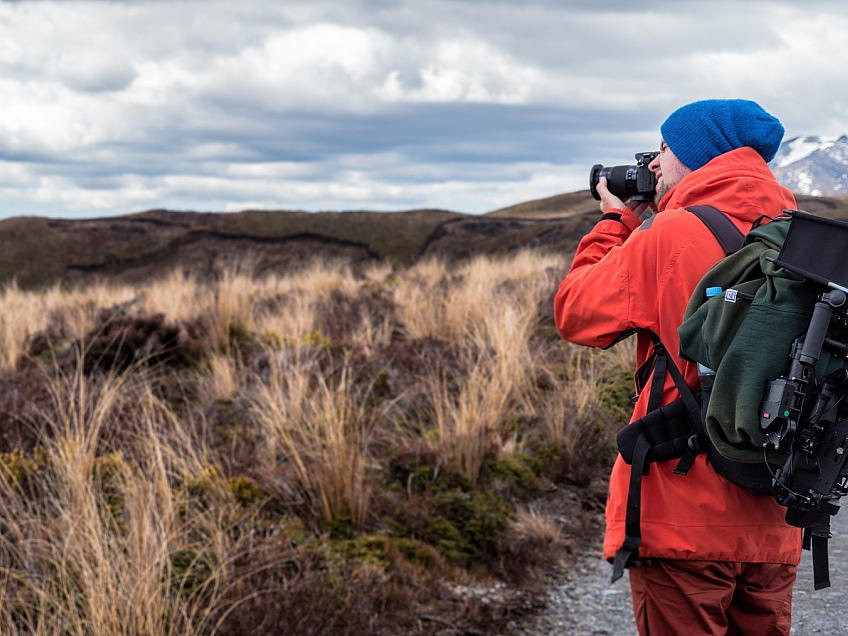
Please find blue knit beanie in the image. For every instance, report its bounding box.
[660,99,784,171]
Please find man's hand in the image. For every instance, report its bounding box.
[596,176,655,218]
[596,176,626,213]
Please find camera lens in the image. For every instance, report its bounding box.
[588,153,657,203]
[590,164,641,201]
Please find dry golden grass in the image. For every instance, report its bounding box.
[140,269,201,322]
[198,354,244,404]
[0,248,633,634]
[251,355,374,529]
[533,338,636,485]
[428,359,514,484]
[0,280,138,370]
[395,251,562,345]
[0,368,241,635]
[510,506,564,545]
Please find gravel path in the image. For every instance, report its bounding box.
[517,509,848,635]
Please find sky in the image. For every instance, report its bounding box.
[2,0,848,219]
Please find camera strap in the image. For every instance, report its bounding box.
[806,521,832,591]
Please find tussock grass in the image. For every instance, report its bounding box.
[0,280,137,371]
[428,357,515,484]
[0,369,224,635]
[0,248,633,634]
[198,354,243,405]
[251,356,374,529]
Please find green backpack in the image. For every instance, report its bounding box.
[679,217,838,462]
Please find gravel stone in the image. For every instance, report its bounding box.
[515,506,848,635]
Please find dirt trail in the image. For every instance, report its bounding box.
[516,510,848,635]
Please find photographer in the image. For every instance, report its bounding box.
[554,100,801,635]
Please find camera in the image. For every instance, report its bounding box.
[589,151,659,203]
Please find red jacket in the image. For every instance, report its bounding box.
[555,147,802,564]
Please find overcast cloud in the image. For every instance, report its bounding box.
[1,0,847,217]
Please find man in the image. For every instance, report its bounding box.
[554,100,802,635]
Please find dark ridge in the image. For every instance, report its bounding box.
[64,231,380,286]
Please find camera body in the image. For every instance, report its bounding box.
[590,151,659,203]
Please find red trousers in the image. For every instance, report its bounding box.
[628,560,796,636]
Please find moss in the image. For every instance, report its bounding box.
[0,447,48,492]
[364,370,393,409]
[599,369,635,424]
[371,370,391,399]
[168,548,216,596]
[301,331,332,350]
[534,442,568,481]
[392,537,444,570]
[334,532,445,581]
[35,347,57,366]
[283,516,314,547]
[230,476,264,507]
[184,464,223,497]
[483,453,542,500]
[386,451,473,496]
[227,322,251,351]
[418,515,467,564]
[337,534,390,566]
[328,515,355,540]
[265,330,283,349]
[93,452,128,525]
[0,448,130,528]
[535,442,562,467]
[179,464,233,513]
[420,489,510,566]
[385,458,433,495]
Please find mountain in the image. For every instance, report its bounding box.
[771,135,848,196]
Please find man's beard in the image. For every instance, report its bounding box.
[653,165,693,206]
[653,173,686,206]
[654,179,672,206]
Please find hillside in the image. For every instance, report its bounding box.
[0,208,463,289]
[0,193,600,289]
[2,189,845,289]
[792,193,848,219]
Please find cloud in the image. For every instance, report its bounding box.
[0,0,847,218]
[376,37,543,104]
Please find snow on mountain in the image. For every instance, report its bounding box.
[772,135,840,168]
[770,135,848,196]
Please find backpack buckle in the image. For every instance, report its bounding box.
[673,434,706,476]
[687,433,706,454]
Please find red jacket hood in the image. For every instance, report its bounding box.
[658,146,797,224]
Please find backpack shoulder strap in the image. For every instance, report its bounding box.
[686,205,745,256]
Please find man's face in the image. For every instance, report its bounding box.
[649,139,692,205]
